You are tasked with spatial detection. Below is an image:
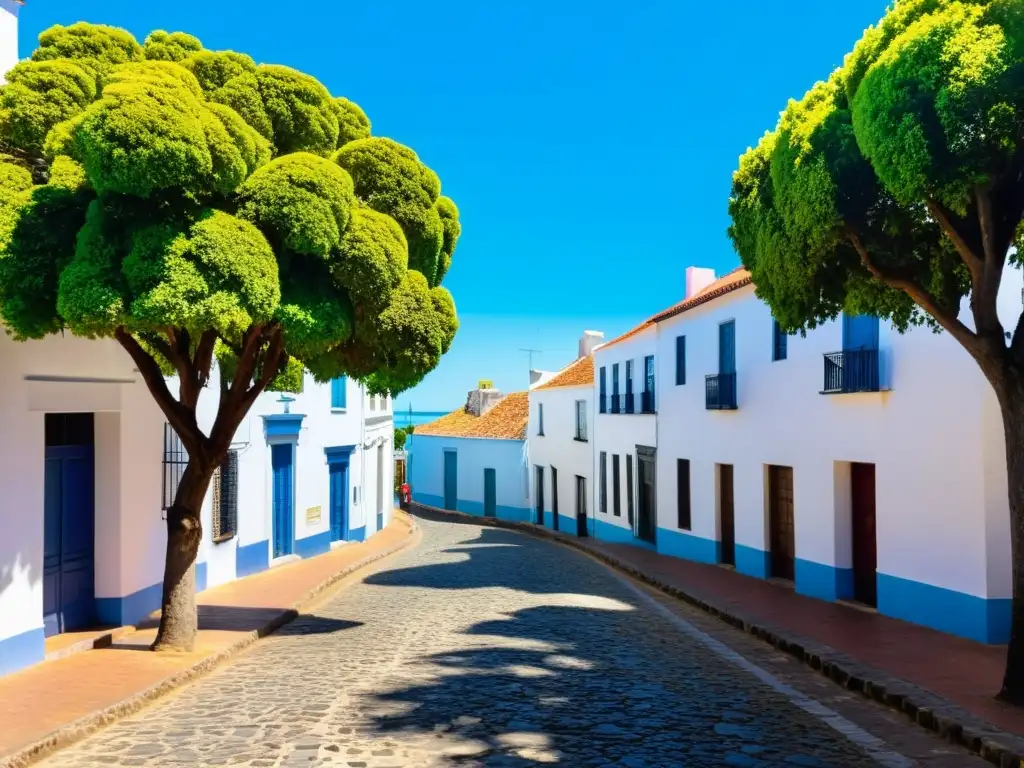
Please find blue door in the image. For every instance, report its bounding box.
[843,313,879,350]
[43,444,96,636]
[271,443,294,558]
[484,469,497,518]
[842,314,880,391]
[443,450,457,511]
[719,321,736,374]
[329,462,349,542]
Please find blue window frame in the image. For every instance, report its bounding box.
[644,355,655,392]
[675,335,686,385]
[772,320,787,361]
[612,363,620,396]
[331,377,347,408]
[599,366,607,414]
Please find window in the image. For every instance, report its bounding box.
[626,454,634,525]
[677,459,691,530]
[575,399,587,441]
[599,366,607,413]
[162,423,187,511]
[599,452,607,513]
[538,403,545,435]
[772,320,788,361]
[644,355,655,392]
[212,450,239,541]
[675,335,686,385]
[625,360,634,397]
[370,394,376,411]
[612,454,621,517]
[612,363,620,397]
[331,377,347,408]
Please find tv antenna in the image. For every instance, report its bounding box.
[519,347,542,371]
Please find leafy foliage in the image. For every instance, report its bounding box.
[728,0,1021,337]
[0,23,461,395]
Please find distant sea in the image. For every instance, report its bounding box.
[394,410,450,429]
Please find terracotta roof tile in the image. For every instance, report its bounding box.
[414,391,529,440]
[535,355,594,390]
[649,268,752,323]
[593,320,654,352]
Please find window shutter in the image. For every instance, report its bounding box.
[677,459,691,530]
[214,450,239,541]
[676,336,686,385]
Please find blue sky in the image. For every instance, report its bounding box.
[21,1,890,411]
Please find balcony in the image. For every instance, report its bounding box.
[610,393,621,414]
[705,373,737,410]
[614,393,635,414]
[640,389,656,414]
[822,349,880,394]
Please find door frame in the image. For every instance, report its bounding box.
[270,442,296,559]
[325,445,356,542]
[534,465,545,525]
[767,464,795,581]
[850,462,878,606]
[575,474,588,537]
[551,466,559,530]
[635,445,657,544]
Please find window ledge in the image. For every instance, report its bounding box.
[573,437,588,443]
[330,407,348,413]
[212,533,236,545]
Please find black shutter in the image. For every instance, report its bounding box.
[600,452,607,513]
[677,459,691,530]
[676,336,686,385]
[215,450,239,541]
[626,454,634,526]
[612,455,621,517]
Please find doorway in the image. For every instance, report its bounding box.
[551,467,559,531]
[376,443,384,531]
[636,446,657,544]
[329,462,349,542]
[483,468,497,517]
[271,443,294,558]
[850,462,877,606]
[768,465,795,581]
[443,450,457,510]
[718,463,735,566]
[535,465,545,525]
[575,475,588,537]
[43,413,96,637]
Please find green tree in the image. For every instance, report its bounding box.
[728,0,1024,701]
[0,23,460,652]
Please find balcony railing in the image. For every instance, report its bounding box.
[705,373,737,410]
[610,393,621,414]
[613,393,634,414]
[640,389,656,414]
[599,395,608,414]
[822,349,880,394]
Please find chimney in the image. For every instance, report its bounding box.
[578,330,604,358]
[1,1,23,86]
[465,380,503,417]
[685,266,717,301]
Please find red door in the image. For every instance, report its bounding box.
[850,463,877,606]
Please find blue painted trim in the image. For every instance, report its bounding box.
[262,413,306,441]
[593,518,656,550]
[878,573,1010,644]
[236,539,270,578]
[557,514,578,535]
[0,627,45,677]
[542,510,553,528]
[656,528,720,564]
[735,544,770,579]
[295,529,331,559]
[497,505,533,524]
[195,561,208,593]
[348,525,367,542]
[414,492,445,509]
[96,581,162,626]
[324,444,357,465]
[795,559,853,602]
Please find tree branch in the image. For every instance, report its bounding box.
[973,184,1008,340]
[115,328,208,459]
[193,330,218,390]
[847,227,979,351]
[927,198,984,280]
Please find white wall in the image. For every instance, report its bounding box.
[0,1,20,85]
[653,279,1015,604]
[592,327,657,533]
[528,383,594,528]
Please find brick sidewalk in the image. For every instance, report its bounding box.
[411,505,1024,766]
[0,513,418,767]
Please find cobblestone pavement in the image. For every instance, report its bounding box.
[39,513,988,767]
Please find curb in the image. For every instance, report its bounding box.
[413,504,1024,768]
[1,514,419,768]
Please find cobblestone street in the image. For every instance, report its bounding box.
[38,514,987,767]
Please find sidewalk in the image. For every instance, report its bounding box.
[412,504,1024,766]
[0,512,418,768]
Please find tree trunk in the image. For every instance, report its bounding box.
[151,460,215,653]
[997,370,1024,703]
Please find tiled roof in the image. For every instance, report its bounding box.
[649,268,752,323]
[593,320,654,352]
[535,355,594,390]
[414,391,529,440]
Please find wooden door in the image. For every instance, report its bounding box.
[719,464,735,566]
[272,443,294,558]
[551,467,559,530]
[483,468,496,518]
[851,462,878,606]
[768,465,795,581]
[443,450,457,511]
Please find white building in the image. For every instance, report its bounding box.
[409,385,530,522]
[527,332,602,537]
[0,327,393,677]
[0,0,21,84]
[591,316,661,547]
[648,265,1017,644]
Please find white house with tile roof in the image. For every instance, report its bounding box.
[527,332,602,537]
[650,264,1019,645]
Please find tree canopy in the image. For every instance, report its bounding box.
[728,0,1023,356]
[0,22,460,396]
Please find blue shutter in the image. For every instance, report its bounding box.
[719,322,736,374]
[331,377,347,408]
[842,314,879,351]
[772,321,787,361]
[675,335,686,385]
